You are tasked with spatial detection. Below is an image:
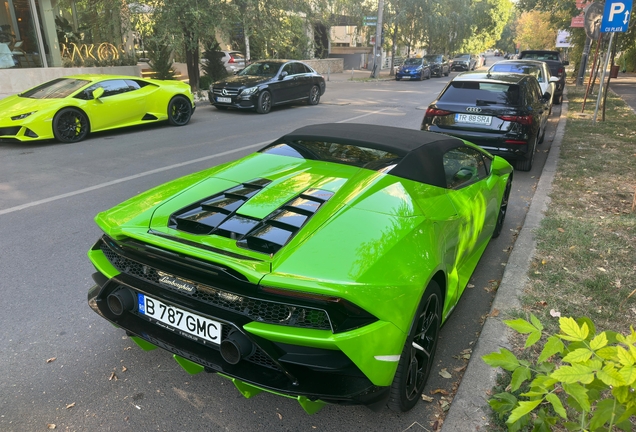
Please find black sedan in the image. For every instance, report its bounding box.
[208,60,326,114]
[421,72,551,171]
[423,54,450,77]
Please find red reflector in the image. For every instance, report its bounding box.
[228,57,235,63]
[498,115,533,125]
[504,140,527,145]
[425,108,451,117]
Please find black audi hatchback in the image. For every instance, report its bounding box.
[421,72,551,171]
[208,60,326,114]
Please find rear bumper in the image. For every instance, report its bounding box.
[423,126,532,160]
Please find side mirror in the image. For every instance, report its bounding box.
[549,76,559,83]
[279,71,288,80]
[92,87,104,100]
[491,156,513,176]
[562,60,569,66]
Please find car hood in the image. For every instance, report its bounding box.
[0,95,58,119]
[96,152,432,283]
[213,75,272,88]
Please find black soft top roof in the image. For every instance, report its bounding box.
[262,123,478,188]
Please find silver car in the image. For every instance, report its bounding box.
[488,60,559,109]
[219,50,246,73]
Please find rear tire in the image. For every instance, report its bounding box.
[538,127,546,144]
[168,96,192,126]
[554,93,563,105]
[308,85,320,105]
[492,176,512,238]
[515,135,538,171]
[387,281,442,412]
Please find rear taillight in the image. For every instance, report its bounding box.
[425,108,451,117]
[228,56,235,63]
[498,115,533,125]
[504,139,528,145]
[557,67,564,77]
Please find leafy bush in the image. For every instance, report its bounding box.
[483,315,636,431]
[146,39,176,80]
[201,41,228,84]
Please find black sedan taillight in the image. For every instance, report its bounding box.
[425,108,451,119]
[498,114,533,125]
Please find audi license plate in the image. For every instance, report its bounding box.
[137,293,221,344]
[455,113,492,125]
[217,97,232,103]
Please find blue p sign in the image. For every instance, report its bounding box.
[601,0,633,32]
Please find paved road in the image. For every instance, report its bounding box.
[0,65,561,431]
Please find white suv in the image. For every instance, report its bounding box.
[219,51,246,73]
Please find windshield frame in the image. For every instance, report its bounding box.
[237,62,282,77]
[20,78,90,99]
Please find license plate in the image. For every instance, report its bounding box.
[137,293,221,344]
[217,97,232,103]
[455,113,492,125]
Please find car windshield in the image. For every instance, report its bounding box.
[403,58,423,66]
[262,140,401,170]
[522,52,559,61]
[490,64,543,82]
[238,62,280,77]
[439,81,520,107]
[20,78,89,99]
[454,54,470,59]
[423,55,441,62]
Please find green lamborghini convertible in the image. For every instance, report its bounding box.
[87,123,513,413]
[0,74,194,143]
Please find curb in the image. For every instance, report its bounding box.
[440,96,569,431]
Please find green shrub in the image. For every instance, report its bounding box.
[483,315,636,431]
[146,39,176,80]
[201,41,228,84]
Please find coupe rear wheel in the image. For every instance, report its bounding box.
[256,91,271,114]
[538,127,546,144]
[388,281,442,412]
[554,93,563,105]
[168,96,192,126]
[492,176,512,238]
[53,108,89,143]
[308,85,320,105]
[515,135,538,171]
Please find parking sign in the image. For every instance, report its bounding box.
[601,0,633,32]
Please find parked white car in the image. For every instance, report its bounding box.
[488,59,559,108]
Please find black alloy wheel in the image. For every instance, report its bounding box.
[308,85,320,105]
[53,108,89,143]
[168,96,192,126]
[492,176,513,238]
[256,91,272,114]
[388,281,442,412]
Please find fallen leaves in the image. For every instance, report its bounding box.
[276,412,283,420]
[431,388,449,395]
[66,402,75,409]
[438,368,452,379]
[421,394,434,402]
[46,357,56,363]
[557,227,565,233]
[47,424,56,430]
[550,309,561,317]
[109,371,118,381]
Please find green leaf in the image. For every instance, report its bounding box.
[616,405,636,424]
[619,365,636,385]
[562,382,591,412]
[617,346,634,366]
[533,407,558,432]
[589,398,615,430]
[506,399,543,425]
[551,364,595,384]
[482,348,520,371]
[559,317,589,342]
[545,392,567,419]
[538,335,565,362]
[576,317,596,339]
[505,318,538,334]
[596,346,618,360]
[590,332,608,351]
[562,348,594,364]
[530,375,558,390]
[520,389,549,398]
[597,363,627,387]
[583,359,603,371]
[488,392,517,415]
[612,385,629,404]
[530,314,543,332]
[525,330,542,348]
[510,366,532,392]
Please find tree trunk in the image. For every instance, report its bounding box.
[390,21,398,77]
[183,30,199,91]
[244,19,251,62]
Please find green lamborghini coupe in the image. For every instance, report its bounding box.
[87,123,513,413]
[0,74,194,143]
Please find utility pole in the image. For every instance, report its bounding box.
[371,0,384,78]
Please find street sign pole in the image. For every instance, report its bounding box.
[371,0,384,78]
[592,32,614,123]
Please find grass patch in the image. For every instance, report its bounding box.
[521,86,636,334]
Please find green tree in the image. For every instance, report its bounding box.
[515,10,557,50]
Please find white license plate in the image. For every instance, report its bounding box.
[138,294,221,344]
[217,97,232,103]
[455,113,492,125]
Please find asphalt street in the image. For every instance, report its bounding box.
[0,58,563,431]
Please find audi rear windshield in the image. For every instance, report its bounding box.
[439,81,520,107]
[20,78,90,99]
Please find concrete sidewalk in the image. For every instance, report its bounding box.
[323,68,395,82]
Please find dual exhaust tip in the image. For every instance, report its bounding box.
[106,288,255,365]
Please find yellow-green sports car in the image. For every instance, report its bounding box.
[0,74,195,143]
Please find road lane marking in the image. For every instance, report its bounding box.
[0,109,391,216]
